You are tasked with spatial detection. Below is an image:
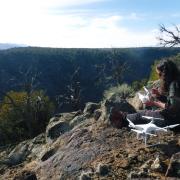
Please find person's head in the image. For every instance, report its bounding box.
[156,59,179,92]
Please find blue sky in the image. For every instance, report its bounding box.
[0,0,179,48]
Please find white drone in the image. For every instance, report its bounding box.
[137,86,151,103]
[127,116,180,147]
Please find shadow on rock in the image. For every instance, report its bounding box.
[156,140,180,157]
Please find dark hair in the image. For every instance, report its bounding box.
[156,59,180,92]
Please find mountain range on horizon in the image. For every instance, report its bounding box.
[0,43,27,50]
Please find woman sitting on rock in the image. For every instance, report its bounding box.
[117,59,180,128]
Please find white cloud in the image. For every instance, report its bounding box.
[0,0,158,47]
[60,17,157,48]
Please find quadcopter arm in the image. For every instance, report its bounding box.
[131,129,157,136]
[127,118,135,128]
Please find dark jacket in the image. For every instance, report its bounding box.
[161,80,180,124]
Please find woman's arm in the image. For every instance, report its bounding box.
[152,100,166,109]
[145,81,179,109]
[144,99,166,109]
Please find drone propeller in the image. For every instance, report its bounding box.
[142,116,164,120]
[163,124,180,129]
[146,123,180,131]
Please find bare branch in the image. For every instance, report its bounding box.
[158,24,180,47]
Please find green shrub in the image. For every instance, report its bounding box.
[103,83,134,100]
[149,60,159,81]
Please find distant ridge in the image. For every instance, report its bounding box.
[0,43,26,50]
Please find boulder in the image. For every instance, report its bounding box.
[83,102,101,117]
[49,111,81,124]
[26,134,46,160]
[104,94,136,128]
[0,134,46,167]
[104,94,136,115]
[128,93,143,110]
[69,115,86,128]
[45,112,81,142]
[0,142,30,166]
[46,120,71,142]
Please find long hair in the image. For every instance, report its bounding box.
[156,59,180,93]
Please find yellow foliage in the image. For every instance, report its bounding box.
[0,90,54,144]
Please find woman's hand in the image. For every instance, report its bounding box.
[145,99,166,109]
[144,100,154,107]
[151,88,160,97]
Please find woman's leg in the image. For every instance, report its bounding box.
[127,110,166,127]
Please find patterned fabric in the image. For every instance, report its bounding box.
[166,81,180,110]
[162,80,180,123]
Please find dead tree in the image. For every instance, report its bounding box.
[19,67,42,137]
[158,24,180,47]
[56,67,81,112]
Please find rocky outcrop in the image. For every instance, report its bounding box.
[46,103,101,143]
[83,102,101,117]
[0,98,179,180]
[0,134,45,165]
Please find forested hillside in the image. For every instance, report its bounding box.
[0,47,180,144]
[0,47,180,112]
